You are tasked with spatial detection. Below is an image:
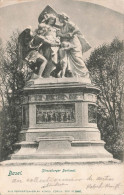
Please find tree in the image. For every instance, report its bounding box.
[0,31,26,160]
[0,38,6,108]
[86,38,124,159]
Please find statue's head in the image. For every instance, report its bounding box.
[58,13,69,23]
[37,23,49,35]
[42,13,56,26]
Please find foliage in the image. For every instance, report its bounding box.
[86,38,124,160]
[0,32,26,160]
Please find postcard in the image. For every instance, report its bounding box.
[0,0,124,194]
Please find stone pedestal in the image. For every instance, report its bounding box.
[11,77,114,162]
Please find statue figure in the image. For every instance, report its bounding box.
[54,112,59,122]
[18,26,47,78]
[57,13,91,78]
[48,111,54,122]
[18,6,91,79]
[25,24,48,78]
[39,13,60,77]
[43,112,48,122]
[65,111,71,121]
[60,112,65,122]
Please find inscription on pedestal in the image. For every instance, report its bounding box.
[29,93,84,102]
[27,93,97,103]
[84,94,97,102]
[36,104,75,124]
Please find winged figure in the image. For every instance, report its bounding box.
[18,6,91,79]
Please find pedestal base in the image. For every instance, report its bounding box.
[1,158,119,166]
[11,136,114,163]
[9,79,116,163]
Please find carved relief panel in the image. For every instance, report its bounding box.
[88,104,97,123]
[36,104,75,124]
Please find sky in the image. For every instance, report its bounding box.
[0,0,124,14]
[0,0,124,59]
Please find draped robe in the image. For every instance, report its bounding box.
[59,21,91,77]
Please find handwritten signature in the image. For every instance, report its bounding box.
[41,182,68,189]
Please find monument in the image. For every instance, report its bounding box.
[11,6,114,162]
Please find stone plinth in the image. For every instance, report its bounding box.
[11,77,114,162]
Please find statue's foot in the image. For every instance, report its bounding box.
[31,74,39,79]
[66,70,73,77]
[38,76,43,78]
[57,71,62,78]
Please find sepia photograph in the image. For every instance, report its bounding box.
[0,0,124,194]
